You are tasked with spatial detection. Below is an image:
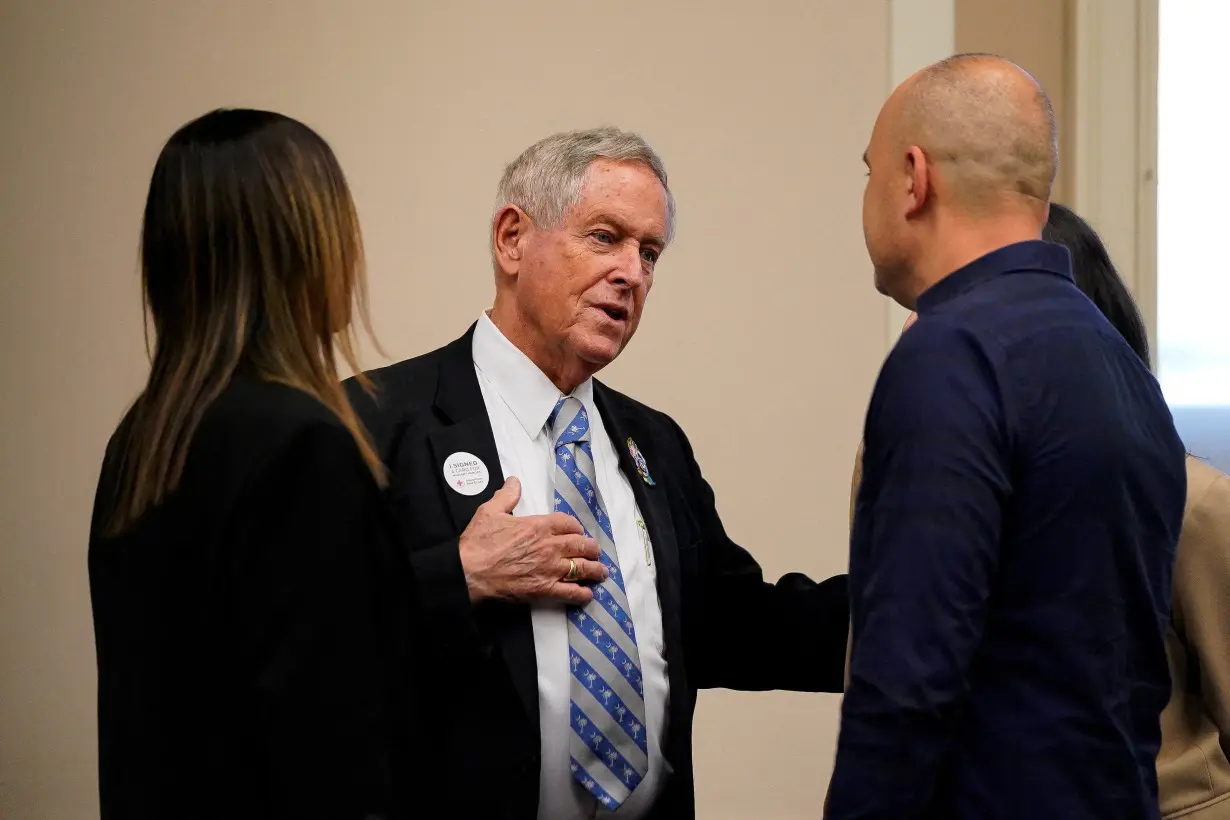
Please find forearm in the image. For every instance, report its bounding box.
[666,414,850,692]
[694,568,850,693]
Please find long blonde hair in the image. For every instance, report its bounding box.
[105,108,384,534]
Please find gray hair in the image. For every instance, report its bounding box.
[493,126,676,246]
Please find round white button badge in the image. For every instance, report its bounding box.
[442,451,490,496]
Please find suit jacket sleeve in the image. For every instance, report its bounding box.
[1174,463,1230,754]
[666,416,850,694]
[233,420,410,819]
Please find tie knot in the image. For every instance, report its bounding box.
[549,396,589,446]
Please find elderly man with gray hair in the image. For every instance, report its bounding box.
[348,128,850,819]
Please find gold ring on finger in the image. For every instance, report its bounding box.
[564,557,580,582]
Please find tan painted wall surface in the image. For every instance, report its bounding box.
[957,0,1073,202]
[0,2,892,817]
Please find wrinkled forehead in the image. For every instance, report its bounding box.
[571,159,670,241]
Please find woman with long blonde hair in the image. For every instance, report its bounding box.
[88,108,413,819]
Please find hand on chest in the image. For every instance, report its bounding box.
[486,406,658,583]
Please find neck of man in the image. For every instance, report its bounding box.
[487,298,594,395]
[900,206,1044,308]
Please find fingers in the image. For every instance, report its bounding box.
[570,557,607,585]
[551,534,600,562]
[484,477,521,514]
[546,581,594,607]
[540,555,605,605]
[557,555,607,585]
[543,511,584,536]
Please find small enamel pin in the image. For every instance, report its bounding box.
[627,437,655,486]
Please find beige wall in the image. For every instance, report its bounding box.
[956,0,1073,202]
[0,2,890,818]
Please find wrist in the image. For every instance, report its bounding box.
[464,571,491,602]
[458,545,492,602]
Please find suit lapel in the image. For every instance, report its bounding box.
[427,423,500,534]
[429,326,539,726]
[594,383,682,598]
[427,327,503,525]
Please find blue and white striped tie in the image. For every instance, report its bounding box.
[550,396,647,810]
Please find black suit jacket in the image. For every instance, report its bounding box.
[88,377,417,820]
[348,327,849,819]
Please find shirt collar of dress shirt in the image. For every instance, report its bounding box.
[472,311,596,440]
[916,239,1074,315]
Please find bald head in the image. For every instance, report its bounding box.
[885,53,1057,212]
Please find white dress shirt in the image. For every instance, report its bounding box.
[472,313,670,820]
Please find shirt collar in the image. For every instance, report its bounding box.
[916,239,1073,314]
[472,311,594,440]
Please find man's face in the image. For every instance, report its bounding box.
[861,98,917,302]
[515,158,668,373]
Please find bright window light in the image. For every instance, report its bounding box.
[1157,0,1230,407]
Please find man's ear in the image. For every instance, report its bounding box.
[493,205,530,276]
[904,145,930,218]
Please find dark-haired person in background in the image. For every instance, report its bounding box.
[1042,203,1152,362]
[1044,202,1230,820]
[88,109,416,820]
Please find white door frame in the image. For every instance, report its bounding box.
[885,0,956,351]
[1070,0,1160,365]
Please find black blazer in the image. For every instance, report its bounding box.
[88,377,416,820]
[347,327,849,819]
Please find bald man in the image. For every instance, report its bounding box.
[826,54,1188,820]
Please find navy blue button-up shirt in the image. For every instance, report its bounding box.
[828,241,1188,820]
